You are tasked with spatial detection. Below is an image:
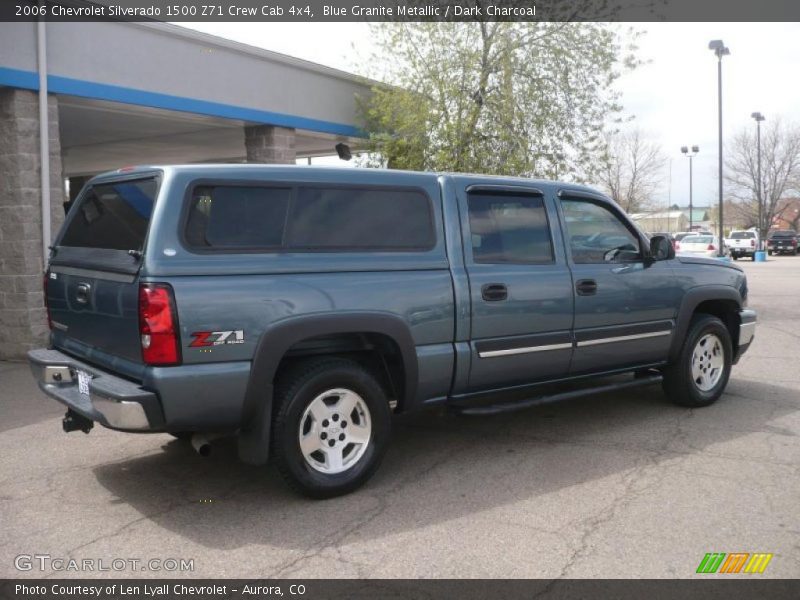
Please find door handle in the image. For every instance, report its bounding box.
[575,279,597,296]
[75,282,91,304]
[481,283,508,302]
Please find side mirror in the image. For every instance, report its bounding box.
[649,235,675,261]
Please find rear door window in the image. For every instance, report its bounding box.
[59,178,158,251]
[467,193,554,264]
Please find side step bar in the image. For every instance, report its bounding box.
[452,374,663,416]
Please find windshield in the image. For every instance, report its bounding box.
[59,178,158,251]
[770,231,797,238]
[683,236,713,244]
[730,232,754,239]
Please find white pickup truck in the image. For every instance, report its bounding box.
[726,230,759,261]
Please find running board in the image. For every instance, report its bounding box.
[452,374,663,416]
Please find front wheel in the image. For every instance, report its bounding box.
[662,314,732,408]
[272,358,392,498]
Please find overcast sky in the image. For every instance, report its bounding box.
[181,22,800,208]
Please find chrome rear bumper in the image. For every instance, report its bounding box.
[28,348,162,431]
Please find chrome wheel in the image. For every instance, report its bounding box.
[691,333,724,392]
[298,388,372,474]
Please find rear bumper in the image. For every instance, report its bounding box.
[734,308,757,363]
[27,348,164,431]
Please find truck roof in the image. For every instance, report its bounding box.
[89,164,603,197]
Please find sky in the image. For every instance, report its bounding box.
[179,21,800,209]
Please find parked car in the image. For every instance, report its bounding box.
[767,230,798,255]
[726,230,759,261]
[28,166,756,498]
[677,234,730,259]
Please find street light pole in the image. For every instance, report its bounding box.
[751,112,765,249]
[709,40,730,257]
[681,145,699,231]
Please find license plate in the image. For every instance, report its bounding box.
[77,370,93,397]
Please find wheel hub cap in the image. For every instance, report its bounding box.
[691,333,724,392]
[298,388,372,474]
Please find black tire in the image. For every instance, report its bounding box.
[731,255,738,261]
[751,254,756,261]
[768,250,773,256]
[272,358,392,499]
[662,314,732,408]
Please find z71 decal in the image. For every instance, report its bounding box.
[189,330,245,347]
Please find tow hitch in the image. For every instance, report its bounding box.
[62,409,93,434]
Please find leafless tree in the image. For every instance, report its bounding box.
[724,118,800,237]
[597,128,667,213]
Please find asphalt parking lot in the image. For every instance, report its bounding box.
[1,257,799,579]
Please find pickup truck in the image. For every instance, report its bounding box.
[726,230,758,260]
[767,230,799,256]
[28,166,756,497]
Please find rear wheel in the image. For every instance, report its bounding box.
[272,358,392,498]
[662,314,732,408]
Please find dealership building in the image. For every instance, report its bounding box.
[0,21,370,358]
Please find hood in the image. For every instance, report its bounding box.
[676,255,743,271]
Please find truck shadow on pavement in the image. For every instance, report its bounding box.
[92,377,798,551]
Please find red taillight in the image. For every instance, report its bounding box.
[675,241,681,251]
[750,239,755,247]
[707,244,716,251]
[793,239,798,247]
[138,284,180,366]
[43,272,52,330]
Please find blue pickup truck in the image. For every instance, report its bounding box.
[29,165,756,497]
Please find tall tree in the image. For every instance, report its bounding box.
[596,128,666,213]
[358,21,640,179]
[724,118,800,237]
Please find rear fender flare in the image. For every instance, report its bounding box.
[237,312,417,465]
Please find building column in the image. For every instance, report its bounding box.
[0,88,64,359]
[244,125,296,164]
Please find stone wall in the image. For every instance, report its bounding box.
[0,88,64,359]
[244,125,296,164]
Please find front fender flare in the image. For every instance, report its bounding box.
[669,285,743,362]
[237,312,418,465]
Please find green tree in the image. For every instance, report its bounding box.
[358,21,639,179]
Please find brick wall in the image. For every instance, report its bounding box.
[0,88,64,359]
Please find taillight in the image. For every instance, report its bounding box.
[138,284,181,366]
[707,244,716,251]
[750,239,755,247]
[793,239,798,247]
[675,241,681,251]
[43,272,52,330]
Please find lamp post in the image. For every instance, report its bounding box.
[709,40,730,257]
[680,145,699,231]
[751,112,765,250]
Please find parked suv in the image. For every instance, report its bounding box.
[29,166,756,497]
